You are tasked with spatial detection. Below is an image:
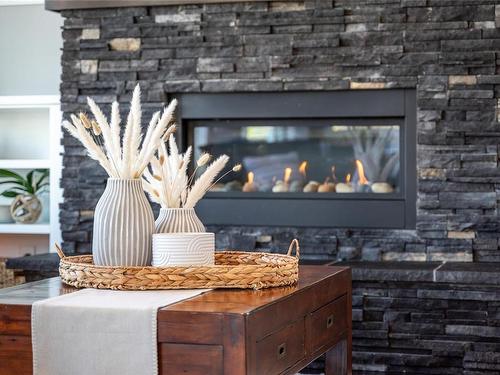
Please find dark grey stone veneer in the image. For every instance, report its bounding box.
[338,261,500,375]
[57,0,500,263]
[54,2,500,371]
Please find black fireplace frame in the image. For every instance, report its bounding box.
[176,89,416,229]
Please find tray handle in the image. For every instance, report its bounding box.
[287,239,300,259]
[55,243,66,259]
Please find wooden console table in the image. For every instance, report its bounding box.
[0,265,351,375]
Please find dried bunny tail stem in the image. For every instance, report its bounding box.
[110,101,122,167]
[168,133,180,173]
[142,179,161,205]
[171,147,192,208]
[206,164,240,192]
[91,120,102,136]
[184,154,229,209]
[73,114,98,147]
[79,113,92,129]
[62,119,80,139]
[197,153,211,167]
[187,152,211,191]
[158,144,174,206]
[156,142,180,208]
[156,143,169,201]
[162,98,177,125]
[182,146,192,174]
[122,110,134,178]
[134,100,177,176]
[129,85,142,170]
[178,146,192,206]
[165,153,184,208]
[150,155,163,177]
[181,189,187,207]
[75,129,115,177]
[121,88,146,178]
[87,97,120,176]
[63,120,115,177]
[143,164,169,207]
[135,120,176,176]
[142,166,155,183]
[160,140,169,171]
[135,110,160,172]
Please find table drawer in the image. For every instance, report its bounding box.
[306,294,347,354]
[160,343,223,375]
[256,319,305,375]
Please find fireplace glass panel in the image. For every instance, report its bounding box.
[190,120,401,194]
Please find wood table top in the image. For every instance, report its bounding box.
[0,265,349,315]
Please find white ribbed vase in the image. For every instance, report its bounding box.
[155,208,205,233]
[92,178,155,266]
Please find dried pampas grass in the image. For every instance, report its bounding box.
[183,154,229,208]
[62,84,177,179]
[143,135,236,209]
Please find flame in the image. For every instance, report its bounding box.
[299,161,307,177]
[355,159,368,185]
[247,171,254,184]
[346,173,351,183]
[284,167,292,184]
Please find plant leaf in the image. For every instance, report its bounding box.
[35,169,49,192]
[1,191,19,198]
[0,169,33,193]
[0,180,22,186]
[0,169,24,183]
[0,186,27,196]
[26,171,34,189]
[36,182,50,192]
[7,185,28,191]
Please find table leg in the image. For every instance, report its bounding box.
[325,339,348,375]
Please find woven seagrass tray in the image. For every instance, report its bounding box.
[56,240,299,290]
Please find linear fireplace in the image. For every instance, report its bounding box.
[177,89,416,229]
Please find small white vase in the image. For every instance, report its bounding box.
[92,178,155,266]
[155,208,205,233]
[152,232,215,267]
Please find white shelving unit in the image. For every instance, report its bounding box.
[0,224,50,235]
[0,95,62,257]
[0,159,51,169]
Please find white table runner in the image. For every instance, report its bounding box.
[32,288,209,375]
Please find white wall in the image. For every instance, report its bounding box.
[0,2,63,255]
[0,4,63,95]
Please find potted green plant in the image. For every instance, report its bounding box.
[0,169,49,224]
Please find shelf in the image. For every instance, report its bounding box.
[0,159,51,169]
[0,95,59,109]
[0,223,50,234]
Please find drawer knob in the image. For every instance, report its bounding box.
[277,343,287,360]
[326,314,334,328]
